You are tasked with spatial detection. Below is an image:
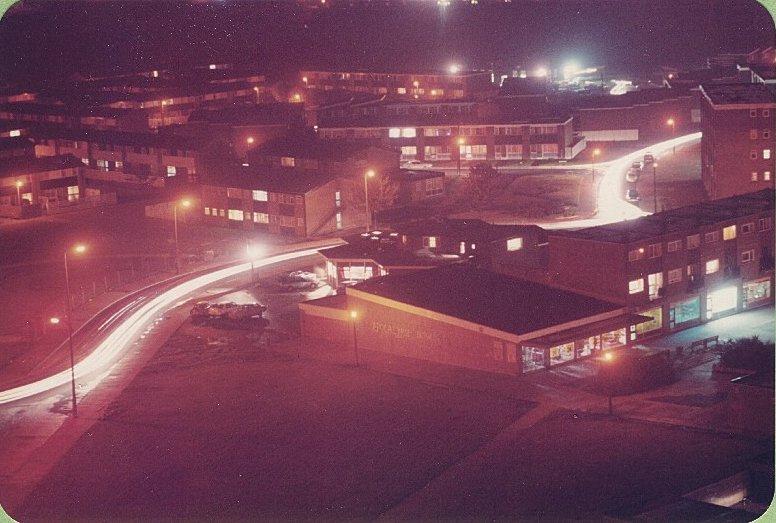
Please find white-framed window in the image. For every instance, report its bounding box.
[219,209,225,217]
[67,185,79,201]
[750,151,758,160]
[228,209,244,221]
[9,129,20,137]
[647,272,663,298]
[758,217,772,231]
[166,165,176,177]
[741,250,754,263]
[648,243,662,258]
[752,172,759,182]
[401,127,416,138]
[253,212,269,223]
[764,109,771,117]
[459,241,466,254]
[397,87,406,94]
[400,146,417,160]
[335,211,342,230]
[388,128,401,138]
[281,157,295,167]
[423,236,437,248]
[115,160,123,169]
[334,191,341,208]
[705,259,720,275]
[764,149,772,160]
[750,109,758,117]
[686,234,700,249]
[722,225,736,241]
[765,171,772,181]
[667,240,681,253]
[668,268,682,284]
[764,129,771,139]
[204,207,210,215]
[506,237,523,251]
[628,248,645,262]
[252,190,268,202]
[81,158,89,165]
[628,278,644,294]
[741,222,754,234]
[96,159,109,172]
[704,231,719,243]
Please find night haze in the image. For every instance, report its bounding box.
[0,0,774,521]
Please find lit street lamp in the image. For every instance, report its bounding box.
[246,243,261,282]
[602,350,615,415]
[667,117,676,153]
[173,198,192,274]
[457,136,466,177]
[363,169,375,231]
[349,310,359,366]
[591,148,601,180]
[63,243,87,417]
[15,180,23,206]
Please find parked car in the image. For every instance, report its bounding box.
[401,159,433,170]
[190,301,266,323]
[625,168,640,183]
[643,153,655,165]
[631,160,643,170]
[625,188,640,202]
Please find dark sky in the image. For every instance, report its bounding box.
[0,0,773,83]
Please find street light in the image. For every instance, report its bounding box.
[667,117,676,153]
[349,310,359,366]
[173,198,192,274]
[652,162,658,214]
[63,243,87,417]
[15,180,22,206]
[457,136,466,177]
[246,243,261,282]
[49,317,61,325]
[592,148,601,179]
[364,169,375,231]
[601,351,615,415]
[246,136,255,145]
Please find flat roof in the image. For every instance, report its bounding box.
[0,154,82,179]
[251,132,388,160]
[553,190,774,244]
[203,163,336,194]
[395,218,542,242]
[319,242,446,268]
[319,113,571,128]
[30,126,202,150]
[352,264,621,337]
[701,82,776,106]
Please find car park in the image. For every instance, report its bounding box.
[401,159,434,170]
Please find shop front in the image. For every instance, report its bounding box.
[743,277,772,309]
[706,284,739,320]
[669,296,701,329]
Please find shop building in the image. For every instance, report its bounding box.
[542,190,774,341]
[300,264,649,375]
[700,83,776,200]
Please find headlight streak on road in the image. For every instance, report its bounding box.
[546,132,701,230]
[0,248,326,405]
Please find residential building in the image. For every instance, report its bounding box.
[299,69,496,100]
[540,190,774,341]
[700,83,776,200]
[388,169,445,204]
[300,264,651,375]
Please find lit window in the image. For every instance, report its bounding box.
[253,212,269,223]
[115,161,123,169]
[741,250,754,263]
[81,158,89,165]
[67,185,79,202]
[647,272,663,298]
[397,87,406,94]
[705,259,720,275]
[252,190,268,202]
[9,129,20,137]
[96,159,109,172]
[470,243,476,250]
[335,212,342,230]
[401,128,416,138]
[722,225,736,240]
[752,172,759,182]
[228,209,244,221]
[741,222,754,234]
[166,165,176,177]
[667,240,681,253]
[506,237,523,251]
[388,128,401,138]
[204,207,211,215]
[459,241,466,254]
[281,157,295,167]
[765,171,772,181]
[668,268,682,284]
[334,191,341,208]
[219,209,225,217]
[628,279,644,294]
[764,149,771,160]
[423,236,437,248]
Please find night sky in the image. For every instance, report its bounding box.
[0,0,773,82]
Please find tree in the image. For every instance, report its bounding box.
[344,174,400,214]
[466,162,500,209]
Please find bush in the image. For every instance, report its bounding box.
[595,350,674,395]
[719,336,775,371]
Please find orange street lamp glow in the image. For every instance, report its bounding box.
[365,169,375,178]
[593,148,601,157]
[666,117,675,126]
[457,137,466,146]
[15,180,23,188]
[603,352,613,361]
[349,310,358,319]
[246,136,255,144]
[180,199,192,208]
[50,317,61,325]
[73,244,87,254]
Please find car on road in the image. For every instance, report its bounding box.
[625,188,640,202]
[190,301,267,323]
[631,160,643,170]
[401,159,434,170]
[625,168,640,183]
[643,153,655,165]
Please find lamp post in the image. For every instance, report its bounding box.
[667,117,676,154]
[457,137,466,177]
[602,351,614,415]
[15,180,22,206]
[591,148,601,180]
[173,198,191,274]
[63,243,87,417]
[349,310,359,366]
[652,162,658,214]
[246,243,261,283]
[363,169,375,231]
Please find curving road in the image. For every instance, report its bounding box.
[0,244,340,406]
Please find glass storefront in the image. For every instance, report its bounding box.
[635,306,663,335]
[549,342,575,365]
[707,286,738,319]
[743,279,771,307]
[577,335,600,358]
[522,346,545,372]
[601,328,626,350]
[670,297,700,327]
